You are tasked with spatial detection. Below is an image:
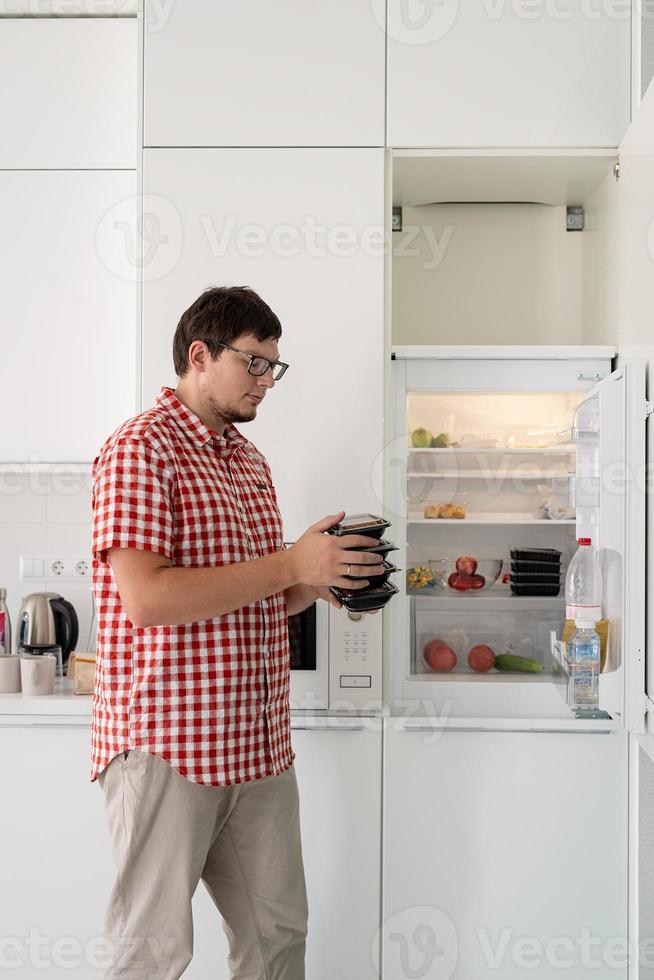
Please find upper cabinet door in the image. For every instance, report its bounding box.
[143,0,385,147]
[0,171,138,462]
[0,18,137,168]
[386,0,631,148]
[141,148,385,541]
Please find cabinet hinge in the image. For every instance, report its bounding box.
[613,159,620,181]
[644,400,654,421]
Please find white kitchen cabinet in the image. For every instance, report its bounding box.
[386,0,631,148]
[142,147,385,541]
[383,721,628,980]
[143,0,385,147]
[188,721,383,980]
[0,718,381,979]
[0,18,137,168]
[0,170,138,462]
[0,722,114,979]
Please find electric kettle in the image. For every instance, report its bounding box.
[17,592,79,667]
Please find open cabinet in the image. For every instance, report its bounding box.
[382,80,654,980]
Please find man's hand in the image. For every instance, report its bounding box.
[287,511,384,591]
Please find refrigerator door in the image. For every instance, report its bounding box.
[574,362,647,732]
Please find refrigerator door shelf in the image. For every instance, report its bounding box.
[573,363,647,733]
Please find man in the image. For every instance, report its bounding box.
[90,285,383,979]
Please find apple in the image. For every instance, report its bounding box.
[411,427,432,448]
[456,555,478,576]
[468,644,496,672]
[423,639,458,672]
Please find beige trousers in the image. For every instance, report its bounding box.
[97,750,308,980]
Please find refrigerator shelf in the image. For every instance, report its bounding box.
[407,446,575,455]
[407,470,574,479]
[406,593,564,609]
[556,426,598,445]
[408,512,576,525]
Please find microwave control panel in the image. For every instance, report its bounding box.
[328,606,382,709]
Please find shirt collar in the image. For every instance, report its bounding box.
[156,386,249,455]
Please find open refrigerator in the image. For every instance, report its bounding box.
[387,349,648,731]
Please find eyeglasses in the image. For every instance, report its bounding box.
[214,342,289,381]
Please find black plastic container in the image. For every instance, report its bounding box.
[327,513,391,541]
[347,538,398,559]
[510,573,561,585]
[344,560,399,590]
[510,582,561,597]
[330,580,399,612]
[510,547,562,564]
[511,559,561,575]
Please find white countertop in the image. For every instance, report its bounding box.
[0,676,91,716]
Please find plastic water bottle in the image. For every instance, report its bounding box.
[565,537,602,624]
[567,626,600,708]
[0,588,11,655]
[565,538,602,708]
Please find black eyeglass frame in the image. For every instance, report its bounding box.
[214,341,289,381]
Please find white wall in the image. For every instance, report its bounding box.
[0,473,94,655]
[392,202,585,346]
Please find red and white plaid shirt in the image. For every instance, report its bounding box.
[90,386,294,786]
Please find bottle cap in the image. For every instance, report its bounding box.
[577,538,592,546]
[575,619,597,629]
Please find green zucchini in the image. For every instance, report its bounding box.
[495,654,543,673]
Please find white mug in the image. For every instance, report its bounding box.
[20,653,56,696]
[0,654,21,694]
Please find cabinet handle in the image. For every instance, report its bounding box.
[0,721,91,729]
[291,723,365,732]
[398,724,611,735]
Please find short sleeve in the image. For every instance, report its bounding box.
[92,438,175,564]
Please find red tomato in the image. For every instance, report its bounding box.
[423,639,458,672]
[468,644,496,672]
[456,555,478,576]
[469,574,486,589]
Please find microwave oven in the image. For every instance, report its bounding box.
[289,599,383,712]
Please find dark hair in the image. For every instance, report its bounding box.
[173,285,282,377]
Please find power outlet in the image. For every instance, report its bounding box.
[20,556,92,581]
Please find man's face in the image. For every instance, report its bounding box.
[200,332,280,428]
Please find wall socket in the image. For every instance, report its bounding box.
[21,556,91,581]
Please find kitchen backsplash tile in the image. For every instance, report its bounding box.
[0,475,93,653]
[0,472,48,524]
[45,468,93,524]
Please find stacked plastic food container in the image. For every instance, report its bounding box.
[328,513,400,612]
[510,548,562,597]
